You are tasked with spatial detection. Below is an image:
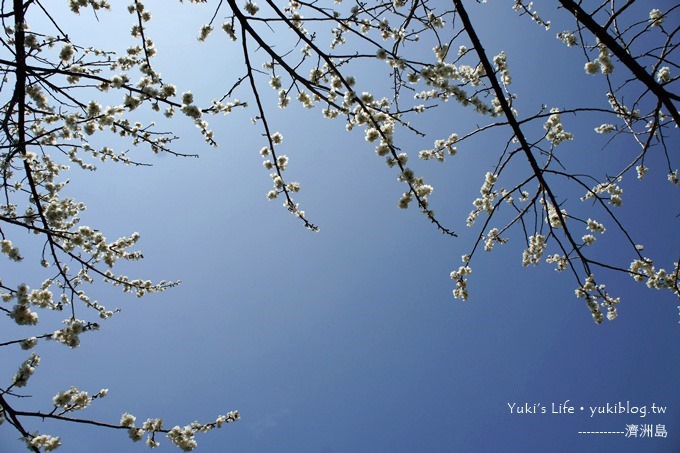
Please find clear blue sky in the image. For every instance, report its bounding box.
[1,2,678,452]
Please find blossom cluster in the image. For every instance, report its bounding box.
[545,254,568,272]
[574,275,620,323]
[1,239,22,261]
[53,386,107,412]
[119,410,240,450]
[583,181,623,207]
[629,258,678,292]
[543,108,573,146]
[649,9,664,27]
[556,31,577,47]
[467,172,499,226]
[52,318,97,348]
[4,283,48,326]
[12,353,40,388]
[545,202,567,228]
[522,234,546,266]
[28,434,61,452]
[493,51,512,85]
[584,42,614,75]
[512,0,551,30]
[484,228,507,252]
[450,264,472,300]
[418,133,459,162]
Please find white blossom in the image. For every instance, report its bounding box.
[656,66,670,84]
[121,413,137,428]
[584,61,599,74]
[20,337,38,350]
[522,234,546,266]
[544,108,573,145]
[1,239,22,261]
[244,1,259,15]
[29,434,61,451]
[197,25,213,42]
[586,218,606,234]
[59,43,75,62]
[649,9,664,27]
[167,425,198,451]
[594,123,615,134]
[556,31,577,46]
[450,265,472,300]
[13,353,40,387]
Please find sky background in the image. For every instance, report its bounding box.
[1,1,678,452]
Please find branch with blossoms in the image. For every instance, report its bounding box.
[1,0,678,451]
[195,0,678,323]
[0,391,239,452]
[2,1,240,450]
[221,0,460,235]
[448,0,678,322]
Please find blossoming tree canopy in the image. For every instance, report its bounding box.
[0,0,677,451]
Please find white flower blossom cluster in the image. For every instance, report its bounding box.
[668,170,679,185]
[544,108,573,146]
[52,318,95,348]
[512,0,551,30]
[606,92,638,120]
[467,172,498,226]
[556,31,577,47]
[585,61,599,74]
[12,353,40,387]
[21,337,38,350]
[168,425,198,451]
[581,219,606,245]
[221,21,238,41]
[582,234,596,246]
[69,0,110,14]
[629,258,678,292]
[484,228,507,251]
[244,1,260,15]
[63,226,143,268]
[1,239,22,261]
[416,59,494,115]
[332,90,436,214]
[636,165,649,180]
[585,42,614,75]
[6,284,40,325]
[586,218,606,234]
[656,66,671,84]
[574,275,619,323]
[493,51,511,85]
[53,386,107,411]
[649,9,664,27]
[118,410,239,450]
[102,270,177,297]
[545,202,567,228]
[522,234,546,266]
[594,123,615,134]
[545,254,568,271]
[583,181,623,207]
[197,24,213,42]
[418,133,459,162]
[28,434,61,452]
[450,264,472,300]
[259,140,303,204]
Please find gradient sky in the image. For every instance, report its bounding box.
[1,1,678,452]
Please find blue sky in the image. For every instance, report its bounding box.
[1,1,678,452]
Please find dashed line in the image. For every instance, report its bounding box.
[578,431,625,435]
